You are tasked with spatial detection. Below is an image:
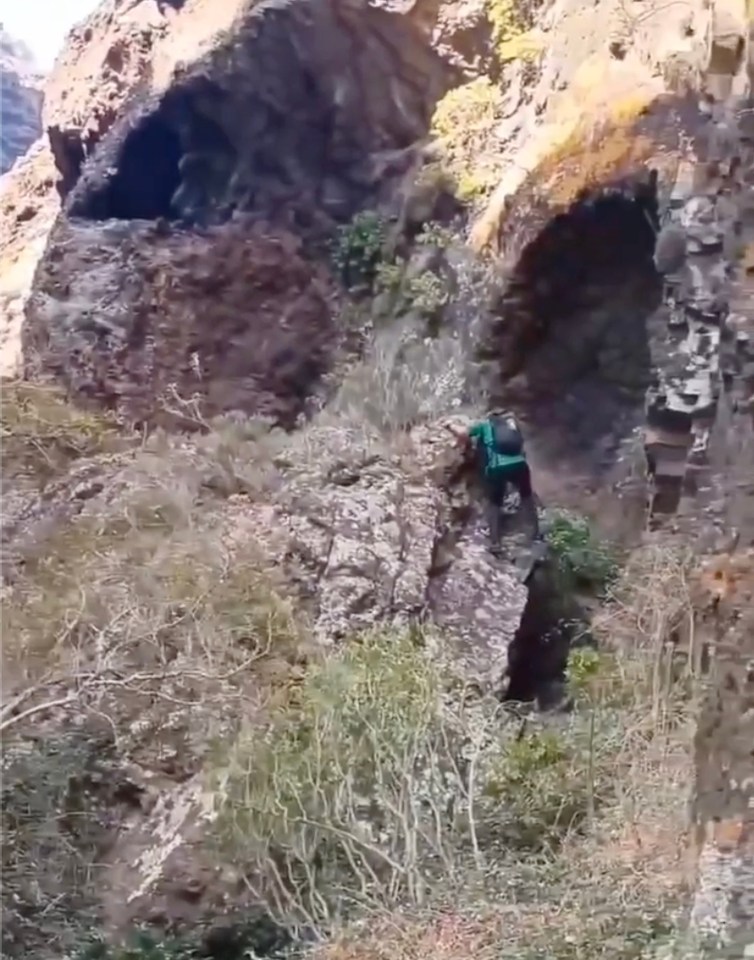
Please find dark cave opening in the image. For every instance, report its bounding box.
[88,114,183,220]
[489,184,662,483]
[495,180,662,707]
[503,560,593,708]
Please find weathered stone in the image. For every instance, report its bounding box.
[428,510,527,691]
[24,217,337,427]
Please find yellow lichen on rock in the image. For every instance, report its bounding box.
[486,0,539,62]
[469,90,670,251]
[534,116,656,208]
[429,77,506,203]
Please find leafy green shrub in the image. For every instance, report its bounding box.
[479,726,593,850]
[374,260,449,322]
[74,916,289,960]
[75,932,198,960]
[331,212,388,290]
[416,222,456,249]
[565,646,601,702]
[216,631,584,926]
[545,510,619,592]
[429,79,505,207]
[431,79,501,142]
[210,629,616,935]
[212,630,469,933]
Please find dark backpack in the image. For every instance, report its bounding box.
[490,414,523,456]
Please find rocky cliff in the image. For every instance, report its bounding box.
[2,0,754,956]
[0,28,43,174]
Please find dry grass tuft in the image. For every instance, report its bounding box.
[321,908,501,960]
[0,380,126,486]
[1,392,310,955]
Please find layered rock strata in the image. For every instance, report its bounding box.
[639,2,754,945]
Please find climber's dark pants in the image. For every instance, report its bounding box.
[484,462,538,548]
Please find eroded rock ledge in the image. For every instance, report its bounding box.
[64,0,460,228]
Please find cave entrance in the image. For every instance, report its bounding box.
[492,186,661,494]
[82,114,182,220]
[493,182,661,706]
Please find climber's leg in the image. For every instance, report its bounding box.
[485,472,506,554]
[507,461,541,539]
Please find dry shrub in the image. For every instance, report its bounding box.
[1,731,115,958]
[310,545,702,960]
[1,395,311,957]
[210,627,619,939]
[320,908,501,960]
[1,485,304,741]
[328,329,476,434]
[1,395,307,753]
[211,631,505,935]
[0,380,125,486]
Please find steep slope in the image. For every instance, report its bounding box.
[3,0,754,956]
[0,28,43,173]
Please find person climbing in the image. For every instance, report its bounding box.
[453,409,541,555]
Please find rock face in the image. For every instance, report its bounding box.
[24,216,337,426]
[0,28,43,174]
[21,0,467,422]
[276,418,528,690]
[0,0,248,376]
[64,0,457,228]
[0,410,528,936]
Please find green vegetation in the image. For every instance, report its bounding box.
[304,546,701,960]
[374,259,449,322]
[74,915,289,960]
[545,509,620,593]
[2,387,703,960]
[331,212,388,290]
[429,79,505,207]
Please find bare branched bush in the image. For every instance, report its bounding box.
[330,330,476,434]
[211,631,549,937]
[209,621,670,942]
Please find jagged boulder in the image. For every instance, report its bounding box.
[24,215,338,425]
[222,415,527,688]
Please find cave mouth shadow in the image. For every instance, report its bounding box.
[491,186,662,484]
[95,113,183,220]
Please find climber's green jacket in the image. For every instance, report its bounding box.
[468,418,526,477]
